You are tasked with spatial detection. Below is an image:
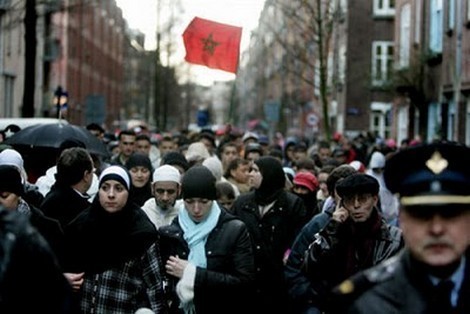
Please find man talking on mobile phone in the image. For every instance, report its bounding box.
[301,173,403,313]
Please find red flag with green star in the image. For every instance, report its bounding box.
[182,17,242,74]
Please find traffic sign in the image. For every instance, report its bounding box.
[306,112,319,127]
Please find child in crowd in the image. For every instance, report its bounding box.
[216,181,237,213]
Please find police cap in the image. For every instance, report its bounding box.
[384,142,470,206]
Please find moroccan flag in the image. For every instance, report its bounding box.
[182,17,242,74]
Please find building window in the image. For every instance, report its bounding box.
[397,105,409,146]
[373,0,395,17]
[338,44,346,84]
[430,0,443,53]
[370,102,392,139]
[447,0,455,34]
[467,0,470,25]
[399,4,411,68]
[339,0,348,17]
[415,0,422,44]
[372,41,394,86]
[3,74,15,117]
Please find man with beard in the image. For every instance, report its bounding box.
[142,164,182,229]
[292,171,320,219]
[301,173,403,313]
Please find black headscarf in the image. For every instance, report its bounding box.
[254,156,286,206]
[62,190,157,273]
[126,153,153,206]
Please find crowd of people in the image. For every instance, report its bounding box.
[0,122,468,313]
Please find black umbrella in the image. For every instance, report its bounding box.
[5,122,109,157]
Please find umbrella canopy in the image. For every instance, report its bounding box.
[5,123,109,157]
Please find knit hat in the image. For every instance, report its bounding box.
[125,153,153,172]
[153,165,181,183]
[293,172,319,192]
[161,151,189,171]
[99,165,131,190]
[0,165,24,196]
[181,166,217,200]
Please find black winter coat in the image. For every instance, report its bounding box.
[232,190,309,314]
[303,210,403,312]
[29,204,64,259]
[0,209,73,313]
[40,185,90,228]
[159,209,255,314]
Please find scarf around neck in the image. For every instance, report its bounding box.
[64,197,158,273]
[344,208,383,276]
[178,201,221,268]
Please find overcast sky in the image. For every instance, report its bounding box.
[116,0,266,85]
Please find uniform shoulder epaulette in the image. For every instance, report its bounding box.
[333,254,401,296]
[363,254,400,283]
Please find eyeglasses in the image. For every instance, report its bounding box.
[342,194,372,207]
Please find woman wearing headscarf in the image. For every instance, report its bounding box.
[125,152,154,206]
[61,165,167,313]
[231,156,309,313]
[159,166,255,314]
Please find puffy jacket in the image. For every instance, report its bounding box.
[159,209,255,314]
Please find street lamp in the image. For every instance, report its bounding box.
[54,86,68,119]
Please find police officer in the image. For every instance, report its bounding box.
[334,142,470,313]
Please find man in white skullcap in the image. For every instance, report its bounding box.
[141,165,182,229]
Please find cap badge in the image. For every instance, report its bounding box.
[338,279,354,294]
[425,151,448,175]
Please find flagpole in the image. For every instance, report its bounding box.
[154,0,162,131]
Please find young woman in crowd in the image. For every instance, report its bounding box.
[159,166,255,314]
[61,166,167,313]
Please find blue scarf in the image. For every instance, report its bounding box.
[178,201,221,268]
